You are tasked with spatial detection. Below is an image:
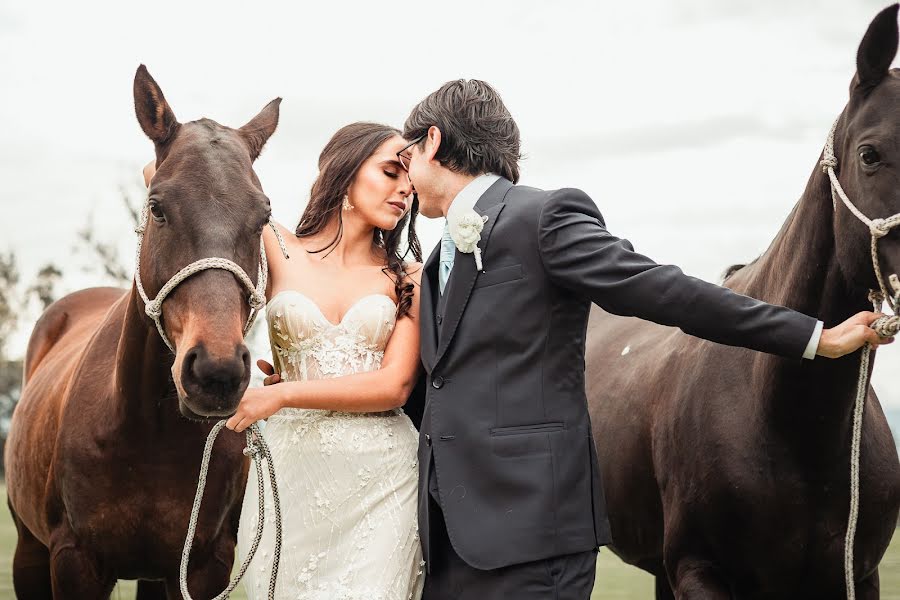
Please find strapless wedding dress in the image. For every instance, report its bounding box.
[237,290,424,600]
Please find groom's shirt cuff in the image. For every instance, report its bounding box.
[802,320,824,360]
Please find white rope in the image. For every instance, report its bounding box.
[820,117,900,600]
[133,198,290,353]
[179,421,283,599]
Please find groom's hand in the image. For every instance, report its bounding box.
[817,311,895,358]
[257,359,281,385]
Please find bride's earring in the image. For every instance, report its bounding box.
[342,194,354,211]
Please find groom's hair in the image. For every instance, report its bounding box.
[403,79,521,183]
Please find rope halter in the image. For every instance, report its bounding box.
[820,117,900,317]
[133,195,290,353]
[820,117,900,600]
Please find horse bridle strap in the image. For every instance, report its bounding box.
[133,198,290,353]
[821,117,900,317]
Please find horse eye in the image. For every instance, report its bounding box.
[149,202,166,222]
[859,146,881,166]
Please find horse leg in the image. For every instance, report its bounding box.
[670,558,732,600]
[9,501,52,600]
[855,568,879,600]
[135,580,167,600]
[166,543,235,599]
[49,529,115,599]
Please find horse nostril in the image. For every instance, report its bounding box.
[237,344,251,376]
[185,345,210,382]
[183,346,202,382]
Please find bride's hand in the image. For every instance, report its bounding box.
[258,359,281,386]
[225,386,282,433]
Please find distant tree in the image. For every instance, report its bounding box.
[0,251,22,357]
[74,183,143,287]
[28,264,63,311]
[0,251,62,474]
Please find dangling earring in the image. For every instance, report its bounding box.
[342,194,354,211]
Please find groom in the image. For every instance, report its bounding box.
[400,80,891,599]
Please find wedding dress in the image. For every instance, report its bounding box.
[237,290,424,600]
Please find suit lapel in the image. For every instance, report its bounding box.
[419,242,441,373]
[433,177,512,368]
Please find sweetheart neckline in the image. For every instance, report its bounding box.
[266,289,397,328]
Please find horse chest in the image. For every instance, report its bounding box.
[59,434,246,557]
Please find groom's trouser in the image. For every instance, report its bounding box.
[422,470,597,600]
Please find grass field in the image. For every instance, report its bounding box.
[0,485,895,598]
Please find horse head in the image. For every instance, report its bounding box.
[133,65,280,419]
[832,4,900,305]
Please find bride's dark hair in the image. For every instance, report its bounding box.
[295,122,422,318]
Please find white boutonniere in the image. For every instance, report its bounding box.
[448,208,489,271]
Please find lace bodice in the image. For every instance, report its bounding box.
[239,290,424,600]
[267,290,397,383]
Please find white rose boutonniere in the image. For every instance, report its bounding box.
[448,208,490,271]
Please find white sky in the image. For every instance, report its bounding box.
[1,0,898,408]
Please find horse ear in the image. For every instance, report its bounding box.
[853,4,899,93]
[238,98,282,161]
[133,65,179,146]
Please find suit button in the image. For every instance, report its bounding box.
[436,315,443,324]
[425,434,432,446]
[432,376,444,389]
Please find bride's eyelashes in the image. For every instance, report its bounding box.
[383,170,399,179]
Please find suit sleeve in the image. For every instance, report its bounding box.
[536,188,819,358]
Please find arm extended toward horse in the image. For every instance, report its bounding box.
[537,188,892,359]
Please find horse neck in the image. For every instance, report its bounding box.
[111,282,184,432]
[731,163,876,446]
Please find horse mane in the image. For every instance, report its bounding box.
[721,255,761,283]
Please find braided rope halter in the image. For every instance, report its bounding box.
[133,196,290,353]
[820,117,900,600]
[133,193,291,599]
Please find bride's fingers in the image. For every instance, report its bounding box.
[257,359,275,376]
[263,373,281,386]
[225,414,240,431]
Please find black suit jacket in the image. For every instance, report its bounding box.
[413,177,817,571]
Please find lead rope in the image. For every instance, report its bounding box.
[179,421,282,600]
[820,117,900,600]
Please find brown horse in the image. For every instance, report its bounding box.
[4,65,280,598]
[586,6,900,599]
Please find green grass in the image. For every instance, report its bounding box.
[0,483,895,599]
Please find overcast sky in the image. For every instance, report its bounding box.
[1,0,899,408]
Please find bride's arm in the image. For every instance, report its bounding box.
[225,265,424,432]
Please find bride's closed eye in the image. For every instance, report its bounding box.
[383,169,399,179]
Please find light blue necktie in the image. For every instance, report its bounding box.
[439,220,455,294]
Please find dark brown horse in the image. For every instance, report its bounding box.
[587,6,900,599]
[4,65,280,598]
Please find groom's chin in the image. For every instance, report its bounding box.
[417,199,443,219]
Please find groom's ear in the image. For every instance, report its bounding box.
[425,126,442,163]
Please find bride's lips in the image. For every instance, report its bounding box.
[387,201,406,214]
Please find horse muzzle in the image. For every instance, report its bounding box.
[177,343,251,418]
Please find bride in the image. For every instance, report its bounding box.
[145,122,425,599]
